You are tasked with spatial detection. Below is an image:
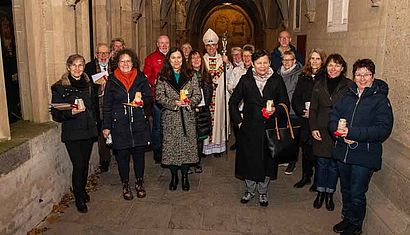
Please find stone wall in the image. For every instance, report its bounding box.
[0,124,99,235]
[289,0,410,233]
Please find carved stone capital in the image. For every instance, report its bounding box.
[305,11,316,23]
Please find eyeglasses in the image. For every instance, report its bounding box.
[354,73,373,78]
[97,52,110,56]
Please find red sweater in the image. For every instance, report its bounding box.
[143,49,166,101]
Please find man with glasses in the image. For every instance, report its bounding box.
[85,42,112,172]
[270,30,303,71]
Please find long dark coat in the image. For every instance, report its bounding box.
[156,72,202,166]
[309,75,352,158]
[229,69,289,182]
[102,71,152,150]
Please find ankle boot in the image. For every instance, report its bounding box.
[293,176,311,188]
[181,173,190,191]
[122,182,133,200]
[75,199,88,213]
[325,192,335,211]
[135,178,146,198]
[169,172,179,191]
[313,192,325,209]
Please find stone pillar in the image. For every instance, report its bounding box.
[93,0,109,47]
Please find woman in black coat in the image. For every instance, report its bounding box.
[102,49,152,200]
[229,49,289,207]
[291,48,326,190]
[329,59,393,235]
[51,54,98,213]
[188,50,213,173]
[309,54,353,211]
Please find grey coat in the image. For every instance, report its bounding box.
[156,73,202,166]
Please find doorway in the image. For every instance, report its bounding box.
[0,0,21,123]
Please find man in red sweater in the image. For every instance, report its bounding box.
[143,35,170,163]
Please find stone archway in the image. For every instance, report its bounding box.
[201,5,254,53]
[187,0,265,52]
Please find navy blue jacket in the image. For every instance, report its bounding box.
[329,79,394,170]
[103,70,153,150]
[270,44,303,71]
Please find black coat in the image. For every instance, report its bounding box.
[329,79,393,170]
[84,59,112,127]
[229,69,289,182]
[102,71,153,150]
[195,72,213,139]
[51,73,98,142]
[309,75,352,158]
[291,70,324,142]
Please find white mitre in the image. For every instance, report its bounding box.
[202,28,219,45]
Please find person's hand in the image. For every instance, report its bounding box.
[344,138,355,145]
[302,109,309,118]
[72,106,85,115]
[266,106,276,116]
[238,122,242,128]
[175,100,188,107]
[102,129,110,139]
[222,55,230,64]
[312,130,322,141]
[337,127,349,137]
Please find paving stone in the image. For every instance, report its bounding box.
[41,148,346,234]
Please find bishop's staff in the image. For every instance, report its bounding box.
[221,32,228,155]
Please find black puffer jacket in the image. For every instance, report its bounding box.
[195,72,213,139]
[329,79,394,170]
[51,73,98,142]
[102,71,152,150]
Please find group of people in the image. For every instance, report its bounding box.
[50,29,393,235]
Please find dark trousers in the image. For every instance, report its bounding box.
[170,164,190,175]
[65,139,94,201]
[115,146,146,183]
[197,140,204,164]
[338,161,373,228]
[316,157,338,193]
[301,139,315,178]
[98,132,112,164]
[152,103,162,161]
[288,115,300,164]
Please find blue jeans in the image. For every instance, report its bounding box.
[152,103,162,161]
[337,161,373,228]
[315,157,338,193]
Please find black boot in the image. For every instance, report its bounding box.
[309,183,317,192]
[325,192,335,211]
[181,173,190,191]
[75,199,88,213]
[313,192,325,209]
[169,172,179,191]
[293,177,311,188]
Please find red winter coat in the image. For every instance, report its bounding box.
[143,49,166,101]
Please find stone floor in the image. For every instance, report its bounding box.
[41,149,343,235]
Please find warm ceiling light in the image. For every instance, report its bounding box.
[223,3,232,6]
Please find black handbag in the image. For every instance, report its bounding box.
[265,103,301,161]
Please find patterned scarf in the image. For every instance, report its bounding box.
[253,67,274,95]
